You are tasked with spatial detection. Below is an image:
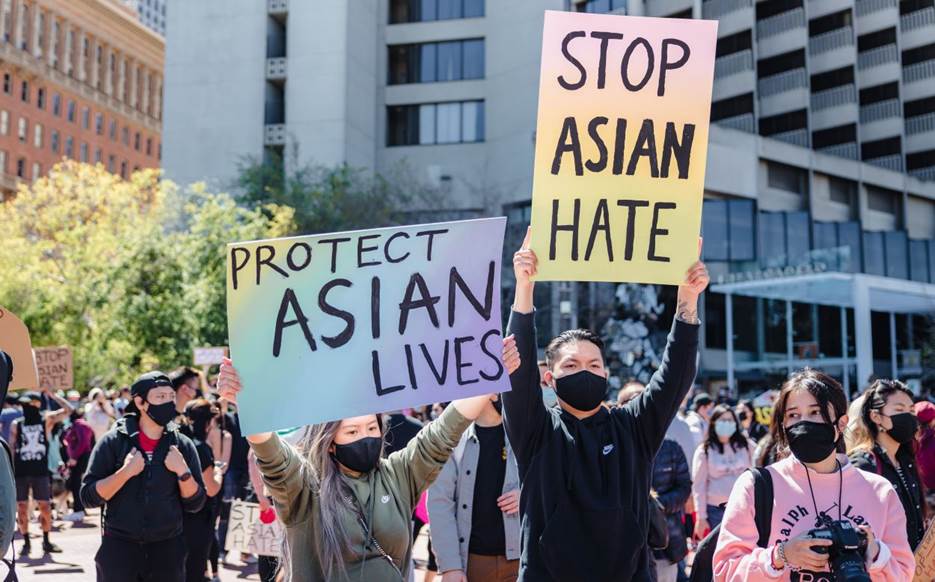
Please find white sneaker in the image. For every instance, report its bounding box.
[222,552,238,566]
[62,511,85,522]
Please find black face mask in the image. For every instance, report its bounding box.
[145,401,177,427]
[332,437,382,473]
[786,420,838,464]
[885,412,919,444]
[554,370,608,412]
[492,398,503,416]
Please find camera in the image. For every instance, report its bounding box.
[807,520,870,582]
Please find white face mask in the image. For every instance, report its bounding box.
[714,420,736,438]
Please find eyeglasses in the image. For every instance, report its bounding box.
[147,392,176,405]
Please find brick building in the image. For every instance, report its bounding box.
[0,0,163,198]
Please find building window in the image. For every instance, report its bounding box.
[95,113,103,135]
[387,39,486,84]
[573,0,628,12]
[884,230,908,279]
[65,136,73,158]
[866,186,898,214]
[107,154,115,173]
[31,162,40,181]
[15,158,25,179]
[52,93,61,116]
[0,110,7,135]
[828,176,857,206]
[109,120,116,140]
[120,160,127,178]
[94,147,102,163]
[81,107,90,129]
[134,132,140,151]
[702,199,756,262]
[50,130,59,153]
[909,239,929,283]
[17,117,26,142]
[863,231,885,276]
[0,151,6,173]
[389,0,484,23]
[2,73,10,94]
[122,126,129,145]
[759,211,811,267]
[33,123,42,148]
[387,100,485,146]
[767,161,809,195]
[20,80,28,102]
[67,100,75,122]
[146,137,152,156]
[36,88,44,109]
[80,143,88,162]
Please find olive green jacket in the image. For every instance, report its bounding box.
[252,405,471,582]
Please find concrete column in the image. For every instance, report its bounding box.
[786,300,794,374]
[889,312,898,379]
[726,292,735,394]
[840,306,850,398]
[852,277,874,387]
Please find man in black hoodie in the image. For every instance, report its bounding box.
[80,371,206,582]
[501,229,707,581]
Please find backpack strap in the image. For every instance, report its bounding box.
[751,467,773,548]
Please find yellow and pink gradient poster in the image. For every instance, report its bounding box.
[529,10,717,285]
[225,218,510,435]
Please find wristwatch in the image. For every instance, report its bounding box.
[177,471,193,482]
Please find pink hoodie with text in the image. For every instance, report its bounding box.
[713,455,915,581]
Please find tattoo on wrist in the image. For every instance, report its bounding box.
[676,300,699,324]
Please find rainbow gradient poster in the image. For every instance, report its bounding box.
[529,11,717,285]
[226,217,510,434]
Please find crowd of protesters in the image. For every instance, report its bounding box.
[3,229,934,582]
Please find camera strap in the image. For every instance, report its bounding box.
[803,459,842,527]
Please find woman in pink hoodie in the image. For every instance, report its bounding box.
[713,369,915,581]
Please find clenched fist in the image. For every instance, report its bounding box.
[122,448,145,477]
[164,445,189,476]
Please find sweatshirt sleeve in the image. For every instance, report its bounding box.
[384,404,472,508]
[692,446,709,520]
[179,437,206,513]
[713,470,782,581]
[627,319,699,459]
[79,433,119,510]
[251,433,317,527]
[867,481,916,581]
[502,309,550,473]
[426,449,464,573]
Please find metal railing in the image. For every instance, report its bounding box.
[857,44,898,70]
[811,84,856,110]
[770,128,809,147]
[903,59,935,84]
[866,154,903,172]
[819,142,859,160]
[901,7,935,31]
[856,0,896,16]
[910,166,935,182]
[809,27,854,55]
[715,50,754,78]
[702,0,752,18]
[859,99,900,123]
[716,112,756,132]
[757,7,805,39]
[758,68,808,96]
[906,112,935,135]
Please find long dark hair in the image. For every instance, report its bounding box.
[184,398,219,441]
[855,379,916,450]
[704,405,748,455]
[769,368,848,459]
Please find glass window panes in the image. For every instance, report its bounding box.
[420,44,437,83]
[729,200,755,260]
[785,212,810,265]
[420,0,437,21]
[929,240,935,283]
[863,231,885,276]
[838,222,861,273]
[464,0,484,17]
[463,39,484,80]
[702,200,729,261]
[909,239,929,282]
[884,230,908,279]
[759,212,786,267]
[437,41,462,82]
[438,0,462,19]
[419,104,436,145]
[462,100,480,142]
[436,102,461,143]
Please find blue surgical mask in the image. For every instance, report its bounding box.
[714,420,736,438]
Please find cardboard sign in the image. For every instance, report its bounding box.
[226,217,510,434]
[529,11,717,284]
[225,500,284,557]
[0,306,38,390]
[914,521,935,582]
[193,346,228,366]
[34,347,73,391]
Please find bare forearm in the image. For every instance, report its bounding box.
[177,475,199,499]
[94,467,133,501]
[247,432,273,445]
[451,394,493,420]
[513,281,534,314]
[675,290,700,325]
[203,467,222,497]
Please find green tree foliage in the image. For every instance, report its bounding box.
[0,161,294,388]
